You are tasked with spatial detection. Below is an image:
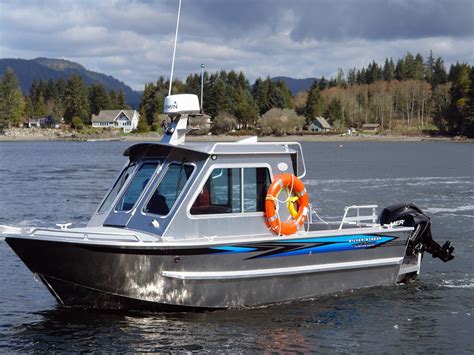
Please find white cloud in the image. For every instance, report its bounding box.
[0,0,472,91]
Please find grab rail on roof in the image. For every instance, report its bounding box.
[210,141,306,178]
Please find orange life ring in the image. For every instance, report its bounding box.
[265,173,309,235]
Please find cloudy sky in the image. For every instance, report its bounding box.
[1,0,473,90]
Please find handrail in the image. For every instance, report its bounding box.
[210,141,307,178]
[338,205,378,230]
[30,227,145,243]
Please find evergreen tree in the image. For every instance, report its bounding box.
[366,60,383,84]
[383,58,395,81]
[395,58,406,80]
[235,101,258,129]
[25,96,35,118]
[63,75,89,123]
[185,73,201,97]
[135,112,150,132]
[305,81,324,121]
[207,74,231,116]
[448,63,471,133]
[275,80,294,109]
[45,79,58,101]
[327,78,338,88]
[425,50,435,84]
[55,79,66,101]
[89,84,110,115]
[357,69,367,84]
[347,68,357,85]
[35,93,48,116]
[108,89,117,109]
[252,77,287,115]
[465,67,474,137]
[318,76,328,90]
[266,78,286,111]
[29,79,39,110]
[139,83,157,125]
[325,97,344,126]
[0,68,26,128]
[404,52,416,79]
[433,58,448,86]
[414,53,425,80]
[116,89,128,109]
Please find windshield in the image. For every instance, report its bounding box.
[115,162,159,212]
[98,164,136,213]
[144,163,194,215]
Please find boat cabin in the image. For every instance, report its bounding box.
[87,95,305,240]
[88,140,304,240]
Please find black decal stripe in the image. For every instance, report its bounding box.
[80,245,223,256]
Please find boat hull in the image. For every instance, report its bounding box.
[5,230,410,310]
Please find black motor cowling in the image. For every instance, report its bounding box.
[379,203,454,262]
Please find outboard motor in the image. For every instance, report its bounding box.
[379,203,454,262]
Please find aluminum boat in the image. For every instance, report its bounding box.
[1,93,454,311]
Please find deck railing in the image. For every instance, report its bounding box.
[30,227,146,243]
[338,205,378,230]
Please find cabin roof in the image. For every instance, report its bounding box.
[311,117,332,129]
[123,141,297,159]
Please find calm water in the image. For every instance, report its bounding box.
[0,141,472,352]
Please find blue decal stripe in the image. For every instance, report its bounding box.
[211,246,257,253]
[279,235,394,243]
[209,235,397,258]
[261,236,396,258]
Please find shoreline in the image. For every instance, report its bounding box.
[0,133,471,143]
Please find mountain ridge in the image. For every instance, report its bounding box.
[0,57,318,108]
[0,57,142,108]
[271,76,318,95]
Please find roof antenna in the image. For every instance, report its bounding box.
[168,0,182,96]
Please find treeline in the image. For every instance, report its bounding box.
[0,70,129,128]
[139,71,293,129]
[294,52,473,136]
[139,52,473,136]
[0,51,473,136]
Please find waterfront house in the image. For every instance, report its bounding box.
[308,117,332,132]
[91,110,139,133]
[28,115,57,128]
[361,123,381,132]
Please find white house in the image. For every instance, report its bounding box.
[91,110,139,133]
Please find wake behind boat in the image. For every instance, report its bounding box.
[1,93,454,310]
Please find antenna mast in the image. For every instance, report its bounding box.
[168,0,182,96]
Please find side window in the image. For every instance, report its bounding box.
[98,164,135,213]
[190,167,270,215]
[244,167,271,212]
[115,162,158,212]
[145,163,194,215]
[191,168,241,215]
